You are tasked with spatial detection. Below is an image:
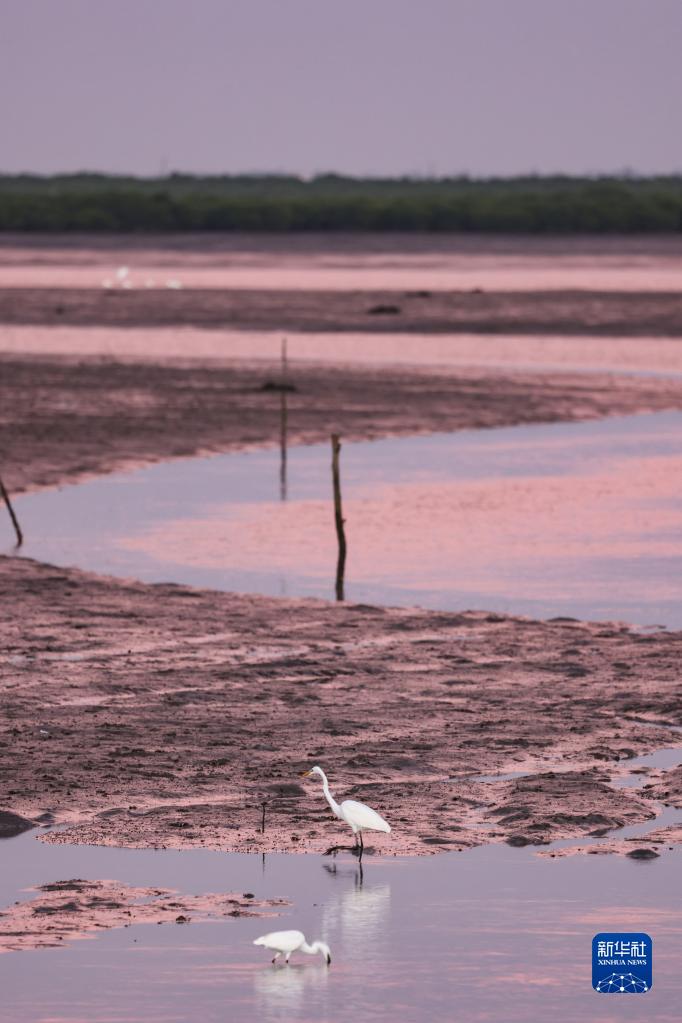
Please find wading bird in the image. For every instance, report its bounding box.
[301,766,391,855]
[254,929,332,965]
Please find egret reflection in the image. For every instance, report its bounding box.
[322,859,391,955]
[253,960,329,1018]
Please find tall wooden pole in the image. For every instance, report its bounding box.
[0,475,23,547]
[331,434,346,601]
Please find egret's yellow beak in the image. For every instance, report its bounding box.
[300,770,312,778]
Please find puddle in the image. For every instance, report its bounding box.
[546,805,682,855]
[1,830,681,1022]
[6,410,682,627]
[613,745,682,789]
[475,740,682,793]
[536,734,682,855]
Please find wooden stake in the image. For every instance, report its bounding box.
[0,475,23,547]
[281,337,288,382]
[279,391,288,501]
[331,434,346,601]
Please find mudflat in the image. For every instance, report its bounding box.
[2,353,682,495]
[2,286,682,335]
[1,554,680,857]
[1,260,681,863]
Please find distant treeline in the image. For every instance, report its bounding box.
[1,173,681,232]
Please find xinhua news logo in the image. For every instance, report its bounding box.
[592,932,652,994]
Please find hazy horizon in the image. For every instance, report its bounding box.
[2,0,681,179]
[3,169,682,182]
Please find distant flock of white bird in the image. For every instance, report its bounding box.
[101,266,182,289]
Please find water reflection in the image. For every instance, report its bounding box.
[321,861,391,957]
[253,963,329,1020]
[1,833,682,1023]
[279,391,288,502]
[10,411,682,628]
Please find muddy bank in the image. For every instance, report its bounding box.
[0,877,286,953]
[539,824,682,860]
[4,231,682,256]
[1,555,680,856]
[3,286,682,335]
[2,353,682,496]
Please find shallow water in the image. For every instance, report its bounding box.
[476,739,682,792]
[2,236,682,290]
[1,827,681,1023]
[4,738,682,1018]
[4,325,682,379]
[614,744,682,789]
[6,410,682,627]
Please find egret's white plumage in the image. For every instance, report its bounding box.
[254,929,331,965]
[302,766,391,852]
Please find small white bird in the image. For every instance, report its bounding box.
[254,929,331,965]
[302,766,391,854]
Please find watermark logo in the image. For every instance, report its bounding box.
[592,932,652,993]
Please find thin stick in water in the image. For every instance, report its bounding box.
[279,391,288,501]
[281,337,288,383]
[0,475,23,547]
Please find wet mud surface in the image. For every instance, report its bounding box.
[2,352,682,495]
[2,555,681,857]
[3,286,682,336]
[539,823,682,860]
[648,764,682,807]
[0,876,286,953]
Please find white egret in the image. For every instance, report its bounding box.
[254,929,331,965]
[302,766,391,854]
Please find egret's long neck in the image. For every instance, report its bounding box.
[319,771,341,818]
[301,940,327,959]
